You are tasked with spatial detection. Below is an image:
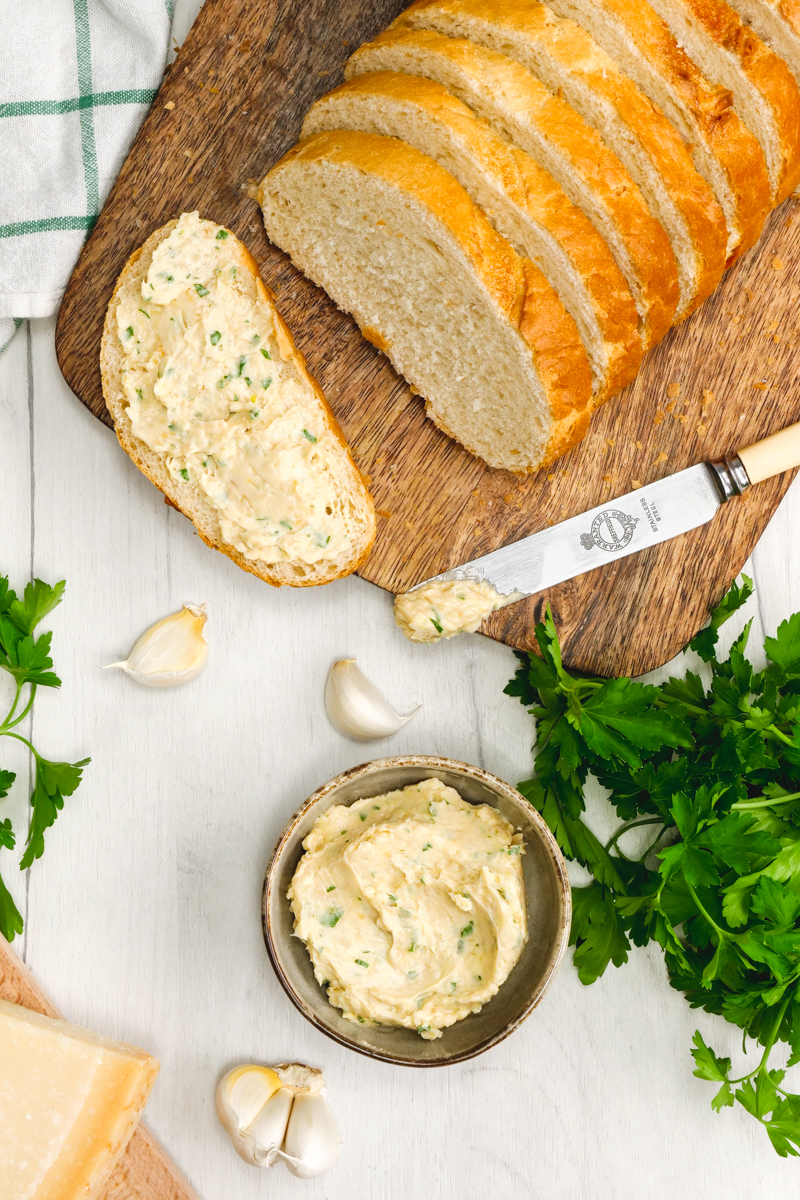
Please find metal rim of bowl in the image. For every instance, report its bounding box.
[261,755,572,1067]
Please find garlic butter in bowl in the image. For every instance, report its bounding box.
[262,757,570,1066]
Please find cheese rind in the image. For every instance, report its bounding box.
[0,999,159,1200]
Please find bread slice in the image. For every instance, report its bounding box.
[302,71,641,404]
[101,213,376,586]
[654,0,800,201]
[528,0,778,238]
[346,27,679,350]
[259,130,593,473]
[722,0,800,90]
[397,0,730,316]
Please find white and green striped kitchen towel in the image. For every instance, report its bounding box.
[0,1,174,354]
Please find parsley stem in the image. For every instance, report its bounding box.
[2,731,39,759]
[732,790,800,810]
[765,725,795,747]
[638,825,671,863]
[3,685,37,732]
[685,881,727,939]
[727,994,792,1085]
[605,816,662,854]
[1,682,24,729]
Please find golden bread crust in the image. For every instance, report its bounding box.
[400,0,732,310]
[672,0,800,202]
[100,220,376,587]
[572,0,774,253]
[346,26,679,348]
[260,128,593,471]
[304,70,642,403]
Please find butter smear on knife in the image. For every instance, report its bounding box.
[394,579,522,643]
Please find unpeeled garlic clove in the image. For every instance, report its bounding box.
[276,1091,341,1179]
[105,604,208,687]
[215,1062,340,1178]
[245,1088,294,1166]
[215,1065,282,1165]
[325,658,420,740]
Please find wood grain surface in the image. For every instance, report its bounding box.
[0,936,201,1200]
[54,0,800,676]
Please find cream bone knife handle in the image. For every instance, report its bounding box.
[709,420,800,499]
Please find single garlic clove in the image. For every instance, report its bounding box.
[105,603,208,687]
[215,1065,282,1166]
[245,1087,295,1166]
[275,1091,341,1179]
[325,658,420,741]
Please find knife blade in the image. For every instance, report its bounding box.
[416,463,722,599]
[404,420,800,608]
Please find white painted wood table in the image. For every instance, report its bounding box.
[3,6,800,1195]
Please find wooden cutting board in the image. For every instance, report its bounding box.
[0,935,201,1200]
[54,0,800,676]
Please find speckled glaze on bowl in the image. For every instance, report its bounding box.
[262,756,571,1067]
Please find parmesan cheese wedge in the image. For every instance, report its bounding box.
[0,999,159,1200]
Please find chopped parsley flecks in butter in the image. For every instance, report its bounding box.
[117,211,348,565]
[288,778,527,1040]
[393,579,523,643]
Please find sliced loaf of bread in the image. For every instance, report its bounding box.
[644,0,800,202]
[345,27,679,350]
[398,0,729,317]
[259,130,593,473]
[722,0,800,90]
[101,213,376,587]
[514,0,774,254]
[302,71,642,404]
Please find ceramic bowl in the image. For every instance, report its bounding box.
[262,755,570,1067]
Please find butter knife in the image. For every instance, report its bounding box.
[401,420,800,614]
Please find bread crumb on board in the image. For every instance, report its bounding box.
[773,257,785,270]
[667,382,680,398]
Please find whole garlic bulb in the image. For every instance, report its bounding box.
[105,604,208,687]
[216,1063,340,1178]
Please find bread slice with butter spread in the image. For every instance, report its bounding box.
[101,212,376,586]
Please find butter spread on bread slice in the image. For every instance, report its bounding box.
[102,213,375,586]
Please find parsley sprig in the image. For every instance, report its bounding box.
[0,575,89,942]
[507,577,800,1156]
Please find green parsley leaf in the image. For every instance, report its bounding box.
[0,867,23,943]
[0,574,90,940]
[690,574,753,662]
[19,756,90,869]
[505,579,800,1155]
